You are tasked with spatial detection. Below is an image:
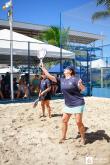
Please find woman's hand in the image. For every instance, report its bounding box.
[40,62,45,69]
[78,79,82,86]
[78,79,85,92]
[39,62,57,83]
[39,92,44,97]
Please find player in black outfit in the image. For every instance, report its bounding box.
[39,72,52,118]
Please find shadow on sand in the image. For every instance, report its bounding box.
[85,130,110,144]
[51,113,62,117]
[74,128,110,144]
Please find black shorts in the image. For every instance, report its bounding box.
[41,93,51,101]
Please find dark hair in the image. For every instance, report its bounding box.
[65,66,75,76]
[70,69,75,76]
[2,75,5,78]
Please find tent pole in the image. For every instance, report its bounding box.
[80,61,81,78]
[86,50,90,96]
[28,42,30,98]
[10,0,14,100]
[60,12,62,78]
[101,67,103,88]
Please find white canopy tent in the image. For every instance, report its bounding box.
[0,29,75,61]
[0,66,19,74]
[81,59,108,68]
[0,29,75,100]
[91,59,108,68]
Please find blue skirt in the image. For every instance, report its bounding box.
[63,105,85,114]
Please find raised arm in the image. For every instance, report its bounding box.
[41,65,57,83]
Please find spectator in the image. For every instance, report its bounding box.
[17,78,29,98]
[13,77,18,98]
[4,72,10,98]
[0,75,5,98]
[31,74,40,94]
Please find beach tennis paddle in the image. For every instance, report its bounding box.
[33,97,40,108]
[32,92,47,108]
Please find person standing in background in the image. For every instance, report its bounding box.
[39,72,52,118]
[31,74,40,95]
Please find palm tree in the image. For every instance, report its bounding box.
[34,26,70,69]
[92,0,110,21]
[36,26,69,49]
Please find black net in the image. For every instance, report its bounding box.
[61,0,110,97]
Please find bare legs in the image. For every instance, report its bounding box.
[75,113,85,144]
[41,100,46,117]
[60,113,85,144]
[17,87,29,98]
[41,100,51,118]
[59,113,71,143]
[0,90,4,99]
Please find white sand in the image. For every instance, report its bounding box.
[0,97,110,165]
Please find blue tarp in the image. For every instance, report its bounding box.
[48,63,80,73]
[48,64,63,73]
[48,61,71,73]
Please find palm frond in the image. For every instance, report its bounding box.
[97,0,107,5]
[92,10,110,20]
[61,27,70,48]
[97,0,110,8]
[35,26,70,48]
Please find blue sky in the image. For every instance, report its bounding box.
[0,0,91,26]
[0,0,110,53]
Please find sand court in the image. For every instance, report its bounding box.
[0,97,110,165]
